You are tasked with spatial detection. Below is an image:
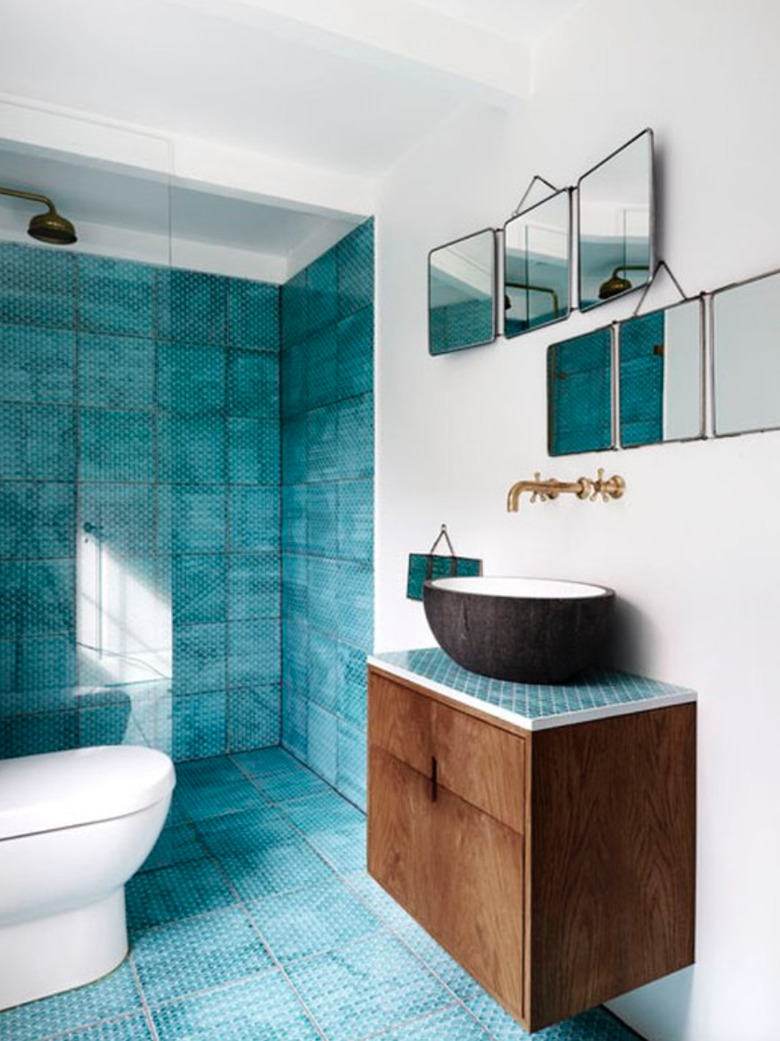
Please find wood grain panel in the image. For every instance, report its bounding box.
[526,703,696,1031]
[433,698,526,833]
[368,670,432,776]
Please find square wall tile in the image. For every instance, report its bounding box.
[171,690,227,761]
[308,630,339,713]
[228,278,279,351]
[228,417,279,485]
[0,708,78,758]
[227,349,279,419]
[337,220,374,319]
[172,554,227,625]
[308,703,338,785]
[307,406,339,482]
[337,641,367,727]
[337,478,373,562]
[156,341,225,414]
[0,403,76,480]
[157,268,227,345]
[0,242,75,328]
[337,718,367,810]
[228,552,280,621]
[281,553,307,625]
[281,341,307,418]
[337,561,373,649]
[229,486,279,552]
[78,332,153,409]
[158,485,226,554]
[281,484,307,554]
[337,306,374,400]
[306,248,339,334]
[79,483,156,556]
[77,253,155,337]
[228,618,281,687]
[306,483,337,557]
[172,622,227,695]
[282,619,308,693]
[0,632,77,693]
[158,413,226,484]
[79,408,153,482]
[306,326,338,409]
[280,267,308,348]
[282,683,308,759]
[337,394,373,480]
[228,685,280,751]
[0,558,75,637]
[307,558,339,635]
[0,481,75,560]
[0,323,75,404]
[281,418,307,487]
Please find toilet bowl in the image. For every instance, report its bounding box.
[0,745,175,1010]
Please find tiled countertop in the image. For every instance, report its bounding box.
[368,648,696,731]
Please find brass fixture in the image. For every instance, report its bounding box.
[0,185,77,245]
[598,264,649,300]
[504,282,561,317]
[507,468,625,511]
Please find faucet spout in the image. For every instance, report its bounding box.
[506,470,623,511]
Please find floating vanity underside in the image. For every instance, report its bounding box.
[366,649,697,1033]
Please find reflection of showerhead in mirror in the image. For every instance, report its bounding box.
[598,264,650,300]
[0,185,78,245]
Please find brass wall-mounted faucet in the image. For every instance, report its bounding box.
[507,468,625,511]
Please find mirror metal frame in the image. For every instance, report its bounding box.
[547,323,616,457]
[427,227,497,356]
[502,187,572,339]
[710,266,780,438]
[616,295,707,450]
[577,127,656,312]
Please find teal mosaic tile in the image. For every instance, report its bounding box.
[132,906,274,1003]
[158,484,226,555]
[152,973,320,1041]
[345,872,419,932]
[308,630,339,713]
[336,718,367,811]
[227,552,280,621]
[227,417,280,484]
[139,821,208,873]
[0,632,77,692]
[278,791,365,835]
[0,558,75,636]
[77,254,155,338]
[172,622,227,695]
[306,483,337,557]
[306,326,338,409]
[171,690,227,761]
[337,394,373,479]
[337,643,367,727]
[0,323,75,404]
[307,405,339,482]
[336,561,373,649]
[382,1006,493,1041]
[0,707,78,758]
[280,267,308,348]
[231,745,304,776]
[281,342,307,417]
[228,618,280,687]
[282,484,307,552]
[253,768,332,802]
[0,242,75,329]
[282,552,307,624]
[307,703,338,785]
[176,753,244,785]
[247,878,381,965]
[305,818,366,874]
[172,554,228,625]
[337,479,373,563]
[285,932,448,1041]
[282,619,308,693]
[307,249,339,335]
[372,649,696,725]
[228,685,280,752]
[80,483,156,556]
[78,699,153,749]
[465,995,634,1039]
[0,403,76,480]
[126,858,237,931]
[157,269,227,345]
[158,413,226,484]
[229,486,278,556]
[220,837,333,900]
[0,960,142,1041]
[397,920,482,1002]
[175,775,269,823]
[0,481,75,560]
[156,340,226,415]
[228,278,279,351]
[49,1014,156,1041]
[337,306,373,399]
[79,409,153,482]
[282,689,307,762]
[306,557,338,634]
[194,805,298,858]
[78,333,153,410]
[337,220,374,319]
[227,349,278,419]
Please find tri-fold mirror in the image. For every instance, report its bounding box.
[548,296,705,456]
[428,228,496,355]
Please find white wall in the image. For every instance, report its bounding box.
[374,2,780,1038]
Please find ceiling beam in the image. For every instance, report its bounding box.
[166,0,531,105]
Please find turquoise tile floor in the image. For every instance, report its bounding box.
[0,750,644,1041]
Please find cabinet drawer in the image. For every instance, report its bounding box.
[368,667,526,833]
[368,744,525,1019]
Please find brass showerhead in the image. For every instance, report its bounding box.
[598,271,632,300]
[0,185,77,246]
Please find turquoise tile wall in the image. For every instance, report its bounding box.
[0,242,281,761]
[280,220,374,810]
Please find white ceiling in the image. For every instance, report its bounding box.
[0,0,589,276]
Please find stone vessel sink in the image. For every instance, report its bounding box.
[422,576,615,683]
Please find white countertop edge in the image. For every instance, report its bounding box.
[368,656,697,732]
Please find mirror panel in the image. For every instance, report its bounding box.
[504,189,571,338]
[578,129,654,311]
[548,327,613,456]
[428,228,496,355]
[618,299,704,448]
[712,270,780,436]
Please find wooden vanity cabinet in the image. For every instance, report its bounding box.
[367,665,696,1033]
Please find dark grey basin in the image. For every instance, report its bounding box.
[423,576,615,684]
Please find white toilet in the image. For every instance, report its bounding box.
[0,745,175,1010]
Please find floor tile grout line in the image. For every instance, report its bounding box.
[127,953,162,1041]
[0,1007,144,1041]
[346,1001,465,1041]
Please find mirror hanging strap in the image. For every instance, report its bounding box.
[631,259,689,316]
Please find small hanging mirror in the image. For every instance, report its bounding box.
[548,326,614,456]
[578,128,655,311]
[428,228,496,355]
[504,186,571,338]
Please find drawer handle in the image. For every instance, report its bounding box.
[431,756,438,802]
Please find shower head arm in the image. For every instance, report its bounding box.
[0,185,56,213]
